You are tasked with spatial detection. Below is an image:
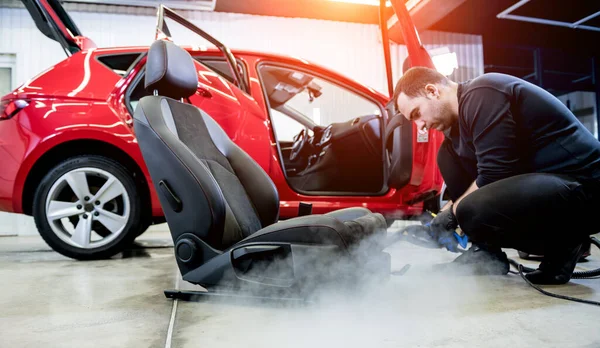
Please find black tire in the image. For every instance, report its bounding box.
[385,218,396,228]
[136,220,152,237]
[423,195,441,214]
[33,155,145,260]
[423,183,451,215]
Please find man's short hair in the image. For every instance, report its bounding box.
[393,67,448,108]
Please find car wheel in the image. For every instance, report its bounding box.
[438,183,450,212]
[423,182,451,215]
[385,218,396,228]
[33,155,144,260]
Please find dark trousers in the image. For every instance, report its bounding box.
[437,139,600,254]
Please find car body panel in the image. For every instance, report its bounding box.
[2,98,140,213]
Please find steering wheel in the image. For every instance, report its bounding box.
[289,128,308,162]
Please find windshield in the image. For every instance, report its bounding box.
[260,65,381,127]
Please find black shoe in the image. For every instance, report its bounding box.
[524,242,584,285]
[518,239,590,263]
[434,244,509,275]
[580,239,591,261]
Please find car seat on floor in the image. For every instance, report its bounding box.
[132,39,390,291]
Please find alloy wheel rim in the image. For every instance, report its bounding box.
[45,167,131,249]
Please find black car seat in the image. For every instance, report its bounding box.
[133,40,389,292]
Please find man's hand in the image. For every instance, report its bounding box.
[431,206,458,233]
[428,206,460,252]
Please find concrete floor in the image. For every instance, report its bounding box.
[1,224,600,348]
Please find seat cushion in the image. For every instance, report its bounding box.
[338,212,387,247]
[231,212,387,251]
[324,207,371,222]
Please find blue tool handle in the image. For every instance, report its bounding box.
[454,232,469,248]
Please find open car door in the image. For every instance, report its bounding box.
[111,3,258,125]
[113,4,267,159]
[21,0,97,56]
[155,5,249,94]
[379,0,435,96]
[379,0,444,204]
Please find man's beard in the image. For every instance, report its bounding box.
[434,102,454,132]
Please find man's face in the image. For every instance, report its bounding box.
[396,84,454,133]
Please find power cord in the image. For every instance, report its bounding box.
[509,237,600,307]
[514,262,600,307]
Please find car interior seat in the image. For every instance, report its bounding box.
[132,39,390,294]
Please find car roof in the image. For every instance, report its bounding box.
[94,46,304,61]
[92,45,330,68]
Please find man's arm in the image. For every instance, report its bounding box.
[452,180,478,215]
[462,87,520,188]
[440,200,453,211]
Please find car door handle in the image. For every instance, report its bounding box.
[197,85,212,98]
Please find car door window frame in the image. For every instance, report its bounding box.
[193,56,251,96]
[156,5,250,94]
[124,65,148,117]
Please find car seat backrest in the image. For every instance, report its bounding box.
[133,40,280,255]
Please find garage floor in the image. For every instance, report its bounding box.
[1,223,599,348]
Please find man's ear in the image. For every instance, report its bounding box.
[425,84,440,99]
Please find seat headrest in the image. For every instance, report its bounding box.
[145,40,198,99]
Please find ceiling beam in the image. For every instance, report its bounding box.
[214,0,394,25]
[386,0,467,44]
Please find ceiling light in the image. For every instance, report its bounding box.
[431,52,458,77]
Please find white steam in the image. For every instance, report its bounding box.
[174,219,508,348]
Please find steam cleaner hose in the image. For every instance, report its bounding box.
[509,236,600,307]
[509,236,600,279]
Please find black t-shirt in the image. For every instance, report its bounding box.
[450,73,600,188]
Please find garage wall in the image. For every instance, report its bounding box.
[0,4,483,235]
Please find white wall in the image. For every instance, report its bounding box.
[0,5,483,235]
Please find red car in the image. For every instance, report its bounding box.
[0,0,444,259]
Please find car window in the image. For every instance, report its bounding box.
[127,72,149,113]
[97,53,142,77]
[258,65,381,130]
[194,58,249,90]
